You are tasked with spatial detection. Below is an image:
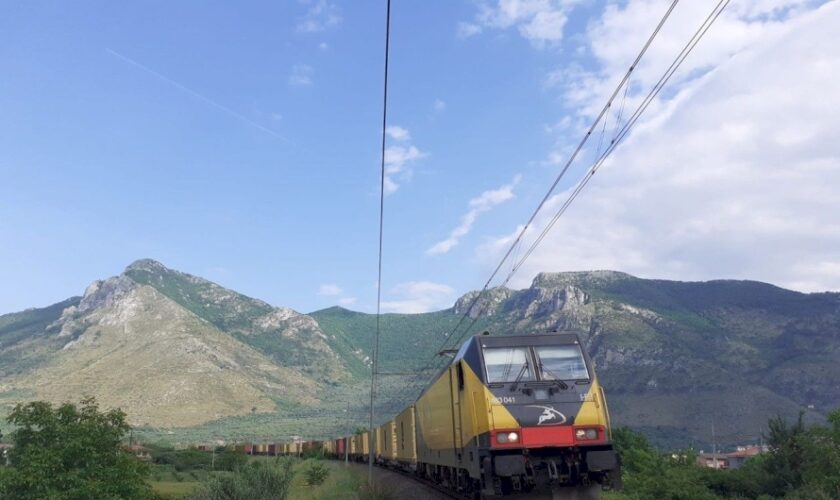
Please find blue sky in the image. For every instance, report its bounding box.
[2,0,837,315]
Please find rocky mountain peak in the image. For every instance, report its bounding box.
[125,258,169,274]
[453,287,513,319]
[531,270,632,289]
[519,284,589,318]
[48,275,136,337]
[79,275,135,314]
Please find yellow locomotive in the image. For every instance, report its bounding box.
[411,331,621,495]
[321,331,622,497]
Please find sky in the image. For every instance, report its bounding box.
[1,0,838,316]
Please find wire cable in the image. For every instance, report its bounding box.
[505,0,732,285]
[368,0,391,485]
[405,0,682,396]
[442,0,731,356]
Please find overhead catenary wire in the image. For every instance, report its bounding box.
[368,0,392,485]
[436,0,732,360]
[368,0,733,437]
[402,0,682,399]
[505,0,732,284]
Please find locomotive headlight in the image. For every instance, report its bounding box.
[496,431,519,444]
[575,428,599,440]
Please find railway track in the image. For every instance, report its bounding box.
[348,460,603,499]
[383,465,467,500]
[344,460,465,499]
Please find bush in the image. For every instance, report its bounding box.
[0,397,152,500]
[148,444,212,471]
[606,409,840,500]
[304,461,329,486]
[190,458,295,500]
[214,448,248,472]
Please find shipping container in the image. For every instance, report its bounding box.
[394,405,418,469]
[337,437,347,458]
[380,420,398,464]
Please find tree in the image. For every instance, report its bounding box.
[763,412,808,495]
[608,427,718,500]
[0,397,152,500]
[214,448,248,472]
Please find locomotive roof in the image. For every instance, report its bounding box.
[415,331,588,402]
[454,331,584,361]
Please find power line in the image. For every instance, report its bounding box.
[439,0,732,361]
[392,0,729,407]
[432,0,679,359]
[354,0,731,445]
[506,0,732,283]
[402,0,682,399]
[369,0,392,485]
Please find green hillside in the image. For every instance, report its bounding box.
[0,262,836,449]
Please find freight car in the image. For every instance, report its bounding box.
[393,405,418,472]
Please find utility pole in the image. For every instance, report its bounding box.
[712,421,718,469]
[345,403,350,465]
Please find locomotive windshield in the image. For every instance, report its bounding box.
[483,347,535,383]
[535,345,589,381]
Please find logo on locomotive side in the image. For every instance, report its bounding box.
[527,406,567,425]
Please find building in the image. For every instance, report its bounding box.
[725,445,765,469]
[697,445,765,470]
[126,443,152,461]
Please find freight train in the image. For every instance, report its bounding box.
[240,331,621,497]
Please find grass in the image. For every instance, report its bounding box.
[150,480,199,498]
[149,457,378,500]
[148,456,368,499]
[289,460,363,500]
[147,463,235,498]
[148,465,220,498]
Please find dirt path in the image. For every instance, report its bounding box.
[341,463,602,499]
[342,463,452,499]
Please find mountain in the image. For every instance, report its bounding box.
[448,271,839,446]
[0,260,360,428]
[0,261,837,449]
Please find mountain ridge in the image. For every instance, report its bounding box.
[0,259,837,448]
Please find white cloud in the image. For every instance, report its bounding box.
[481,1,840,293]
[319,42,329,50]
[297,0,342,33]
[462,0,574,47]
[385,126,410,141]
[385,145,423,173]
[383,127,426,195]
[381,281,456,314]
[433,98,447,112]
[548,0,814,121]
[427,176,521,256]
[318,284,342,296]
[288,64,313,86]
[338,297,357,306]
[383,176,399,195]
[457,22,483,38]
